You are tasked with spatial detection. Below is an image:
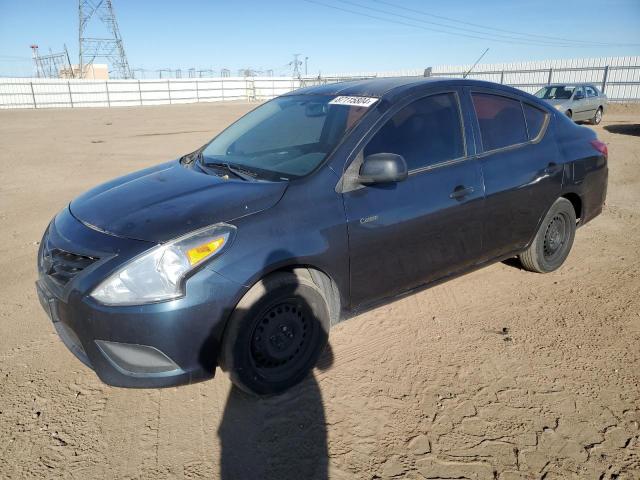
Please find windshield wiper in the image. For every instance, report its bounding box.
[201,158,258,182]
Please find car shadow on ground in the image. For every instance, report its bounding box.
[604,124,640,137]
[501,257,524,270]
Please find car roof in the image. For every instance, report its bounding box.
[285,77,535,103]
[545,82,597,87]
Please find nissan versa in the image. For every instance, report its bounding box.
[36,78,608,395]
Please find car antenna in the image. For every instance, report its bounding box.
[463,48,489,79]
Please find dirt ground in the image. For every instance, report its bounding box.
[0,101,638,480]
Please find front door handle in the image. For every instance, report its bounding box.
[449,185,475,199]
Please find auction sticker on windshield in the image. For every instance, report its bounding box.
[329,96,378,107]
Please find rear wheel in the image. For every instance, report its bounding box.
[519,197,576,273]
[220,270,330,396]
[591,107,603,125]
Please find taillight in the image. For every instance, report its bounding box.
[590,139,608,157]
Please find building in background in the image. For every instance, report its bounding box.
[59,64,109,80]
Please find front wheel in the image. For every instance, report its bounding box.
[219,270,330,396]
[519,198,576,273]
[565,110,573,120]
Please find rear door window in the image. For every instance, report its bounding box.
[523,103,547,140]
[364,92,464,170]
[471,93,527,151]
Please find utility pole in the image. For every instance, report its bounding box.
[304,56,309,76]
[79,0,132,78]
[30,45,41,78]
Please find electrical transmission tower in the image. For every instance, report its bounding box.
[290,53,303,79]
[31,45,74,78]
[78,0,131,79]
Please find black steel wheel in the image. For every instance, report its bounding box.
[249,299,322,383]
[220,270,331,396]
[542,213,568,262]
[565,110,573,119]
[519,197,576,273]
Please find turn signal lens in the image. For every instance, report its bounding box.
[187,237,226,266]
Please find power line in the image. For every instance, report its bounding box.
[305,0,640,48]
[369,0,639,47]
[303,0,568,47]
[340,0,624,47]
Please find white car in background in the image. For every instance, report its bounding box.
[535,83,607,124]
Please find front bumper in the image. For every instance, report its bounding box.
[36,208,247,388]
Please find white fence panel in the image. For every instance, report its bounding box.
[1,57,639,109]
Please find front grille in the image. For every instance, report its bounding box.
[41,241,99,287]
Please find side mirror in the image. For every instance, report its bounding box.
[359,153,408,185]
[574,91,585,100]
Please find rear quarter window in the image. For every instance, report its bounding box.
[471,93,527,151]
[523,103,547,140]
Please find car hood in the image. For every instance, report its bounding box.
[69,160,288,243]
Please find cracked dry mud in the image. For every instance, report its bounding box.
[0,103,638,479]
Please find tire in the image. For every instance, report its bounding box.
[591,107,603,125]
[219,270,330,396]
[565,110,573,119]
[519,198,576,273]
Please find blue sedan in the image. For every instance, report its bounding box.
[36,77,608,395]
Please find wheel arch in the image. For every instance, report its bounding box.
[561,191,583,222]
[525,193,582,250]
[266,264,342,326]
[236,262,343,327]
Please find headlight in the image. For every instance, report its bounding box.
[554,104,563,110]
[91,223,236,305]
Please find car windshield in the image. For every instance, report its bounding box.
[535,85,576,100]
[201,94,374,180]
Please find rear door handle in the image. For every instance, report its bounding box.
[544,162,562,174]
[449,185,475,199]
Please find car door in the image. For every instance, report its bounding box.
[572,86,589,121]
[468,90,563,261]
[585,85,599,117]
[341,90,484,307]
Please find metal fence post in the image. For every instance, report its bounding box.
[138,80,143,106]
[195,79,200,102]
[221,79,225,101]
[105,81,111,107]
[500,70,504,84]
[67,80,74,108]
[601,65,609,94]
[29,81,37,108]
[547,68,553,85]
[167,79,172,104]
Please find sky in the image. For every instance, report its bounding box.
[1,0,639,77]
